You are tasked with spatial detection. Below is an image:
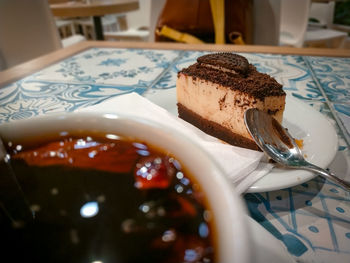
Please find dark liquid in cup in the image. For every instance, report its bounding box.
[0,133,215,262]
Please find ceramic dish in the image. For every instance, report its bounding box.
[0,112,251,263]
[144,88,338,192]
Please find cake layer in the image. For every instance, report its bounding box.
[176,52,286,150]
[177,74,285,142]
[178,103,260,151]
[179,58,285,100]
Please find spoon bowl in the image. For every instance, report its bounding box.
[244,108,350,191]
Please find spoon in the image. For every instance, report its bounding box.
[244,108,350,191]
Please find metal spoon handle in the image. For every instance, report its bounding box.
[302,162,350,190]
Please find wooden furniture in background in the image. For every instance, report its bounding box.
[306,0,348,48]
[50,0,139,40]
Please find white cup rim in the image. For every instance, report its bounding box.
[0,112,251,263]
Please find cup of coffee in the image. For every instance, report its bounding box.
[0,112,251,262]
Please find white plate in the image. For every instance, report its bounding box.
[144,88,338,192]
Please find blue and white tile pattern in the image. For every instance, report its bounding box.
[0,47,349,262]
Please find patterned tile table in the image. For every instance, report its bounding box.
[0,46,349,262]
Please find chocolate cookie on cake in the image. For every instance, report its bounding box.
[176,53,286,150]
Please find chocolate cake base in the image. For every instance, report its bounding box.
[177,103,260,151]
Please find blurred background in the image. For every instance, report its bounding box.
[0,0,349,71]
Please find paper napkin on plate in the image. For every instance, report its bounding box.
[77,92,273,194]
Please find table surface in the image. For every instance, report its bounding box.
[0,41,349,262]
[50,0,139,17]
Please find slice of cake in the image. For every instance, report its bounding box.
[176,53,286,150]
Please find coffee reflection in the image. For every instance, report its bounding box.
[0,133,216,262]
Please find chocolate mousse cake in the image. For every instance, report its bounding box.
[176,53,286,150]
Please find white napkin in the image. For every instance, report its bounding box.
[77,92,273,194]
